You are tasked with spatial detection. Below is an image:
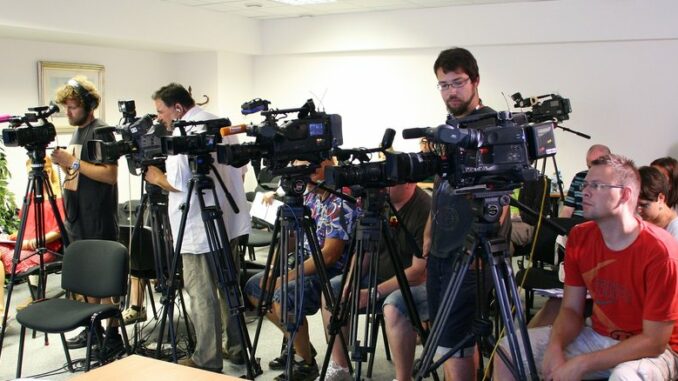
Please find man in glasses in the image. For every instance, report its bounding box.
[559,144,612,218]
[495,154,678,380]
[422,47,511,380]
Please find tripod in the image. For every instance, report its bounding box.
[321,187,436,381]
[127,169,193,358]
[0,149,69,357]
[250,172,342,381]
[162,152,261,379]
[415,189,538,381]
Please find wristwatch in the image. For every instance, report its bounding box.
[70,159,81,171]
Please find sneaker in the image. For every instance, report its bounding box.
[274,359,319,381]
[122,306,147,325]
[322,361,352,381]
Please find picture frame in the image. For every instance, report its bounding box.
[37,61,105,133]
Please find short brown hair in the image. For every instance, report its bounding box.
[639,166,669,202]
[591,154,640,198]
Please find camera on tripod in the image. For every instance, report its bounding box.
[1,104,59,149]
[161,117,232,156]
[511,92,571,123]
[88,100,167,174]
[325,129,438,188]
[401,111,557,191]
[216,98,343,175]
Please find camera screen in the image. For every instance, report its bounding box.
[308,122,325,136]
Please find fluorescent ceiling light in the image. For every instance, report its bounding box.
[271,0,336,5]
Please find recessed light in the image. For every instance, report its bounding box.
[245,3,262,7]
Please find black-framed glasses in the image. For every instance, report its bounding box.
[581,181,625,191]
[436,77,470,91]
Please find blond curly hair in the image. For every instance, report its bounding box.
[54,75,101,110]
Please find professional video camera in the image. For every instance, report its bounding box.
[512,92,571,123]
[160,117,232,156]
[325,129,438,188]
[216,98,343,176]
[400,111,557,191]
[88,100,167,174]
[1,103,58,150]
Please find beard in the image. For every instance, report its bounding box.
[445,87,478,117]
[68,112,88,127]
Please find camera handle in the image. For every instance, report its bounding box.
[0,150,70,358]
[414,192,539,381]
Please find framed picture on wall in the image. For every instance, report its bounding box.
[37,61,105,133]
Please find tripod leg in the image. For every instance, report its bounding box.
[415,251,474,381]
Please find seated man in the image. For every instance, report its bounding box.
[320,182,431,381]
[494,154,678,380]
[245,159,357,381]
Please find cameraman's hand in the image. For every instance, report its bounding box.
[262,191,276,205]
[50,148,75,170]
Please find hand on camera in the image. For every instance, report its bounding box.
[262,191,276,205]
[51,148,74,170]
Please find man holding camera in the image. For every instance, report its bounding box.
[144,83,250,373]
[51,76,120,354]
[422,47,511,380]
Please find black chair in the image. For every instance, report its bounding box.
[515,217,583,321]
[118,224,158,319]
[15,240,131,376]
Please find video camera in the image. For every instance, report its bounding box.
[88,100,167,174]
[325,129,438,188]
[160,117,232,156]
[511,92,571,123]
[1,103,59,150]
[216,98,343,176]
[400,111,557,191]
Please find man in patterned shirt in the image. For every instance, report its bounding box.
[245,159,357,381]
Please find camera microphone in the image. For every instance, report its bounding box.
[381,128,395,150]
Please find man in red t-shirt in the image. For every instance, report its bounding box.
[495,154,678,380]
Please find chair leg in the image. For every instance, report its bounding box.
[60,332,75,372]
[16,325,26,378]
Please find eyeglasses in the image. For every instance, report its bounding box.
[436,77,471,91]
[580,181,625,191]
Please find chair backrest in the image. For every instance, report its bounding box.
[118,224,156,276]
[531,217,584,265]
[61,240,129,298]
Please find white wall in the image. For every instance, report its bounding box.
[253,0,678,186]
[0,38,252,205]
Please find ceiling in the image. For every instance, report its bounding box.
[160,0,542,20]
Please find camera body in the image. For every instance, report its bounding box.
[1,105,58,149]
[88,100,167,173]
[512,92,571,123]
[326,151,439,188]
[160,117,232,157]
[216,99,343,175]
[402,111,557,191]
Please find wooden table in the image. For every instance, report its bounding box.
[70,355,245,381]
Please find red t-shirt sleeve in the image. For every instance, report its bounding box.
[643,253,678,322]
[564,224,586,287]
